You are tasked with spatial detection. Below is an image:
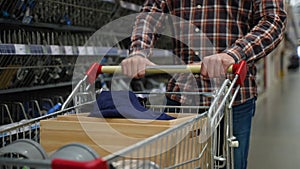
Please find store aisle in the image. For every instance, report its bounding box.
[248,70,300,169]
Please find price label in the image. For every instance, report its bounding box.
[78,46,87,55]
[15,44,27,55]
[64,46,74,55]
[86,47,94,55]
[50,45,61,55]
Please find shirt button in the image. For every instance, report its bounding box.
[195,51,199,55]
[195,28,200,32]
[197,5,201,8]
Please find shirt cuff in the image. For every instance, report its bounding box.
[224,46,246,63]
[129,48,150,58]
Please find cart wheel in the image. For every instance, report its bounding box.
[0,139,48,159]
[50,143,99,161]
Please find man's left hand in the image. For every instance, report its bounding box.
[200,53,235,77]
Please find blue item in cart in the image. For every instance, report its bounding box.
[89,91,175,120]
[47,103,62,114]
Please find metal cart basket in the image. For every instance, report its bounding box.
[0,61,247,169]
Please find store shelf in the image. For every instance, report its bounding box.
[0,44,173,57]
[0,44,121,56]
[0,82,72,95]
[0,18,96,32]
[0,0,149,126]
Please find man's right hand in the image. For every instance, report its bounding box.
[120,55,156,78]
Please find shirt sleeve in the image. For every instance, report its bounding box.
[129,0,169,57]
[224,0,287,63]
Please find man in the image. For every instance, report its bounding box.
[120,0,287,168]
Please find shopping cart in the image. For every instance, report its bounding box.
[0,60,247,169]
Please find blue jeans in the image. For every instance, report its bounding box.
[232,97,256,169]
[165,97,256,169]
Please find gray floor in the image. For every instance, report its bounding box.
[248,70,300,169]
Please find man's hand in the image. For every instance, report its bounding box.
[200,53,235,77]
[121,55,156,78]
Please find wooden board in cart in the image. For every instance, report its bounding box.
[40,113,210,168]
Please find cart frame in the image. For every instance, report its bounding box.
[0,61,247,169]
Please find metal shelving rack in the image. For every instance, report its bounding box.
[0,0,143,125]
[0,0,174,127]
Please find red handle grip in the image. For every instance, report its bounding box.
[52,158,108,169]
[231,60,247,86]
[85,63,103,84]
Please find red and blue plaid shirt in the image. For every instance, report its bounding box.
[129,0,287,106]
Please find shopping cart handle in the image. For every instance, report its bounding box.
[52,158,108,169]
[231,60,247,86]
[85,61,247,85]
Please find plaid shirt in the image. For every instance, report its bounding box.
[129,0,287,106]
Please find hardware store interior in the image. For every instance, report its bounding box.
[0,0,300,169]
